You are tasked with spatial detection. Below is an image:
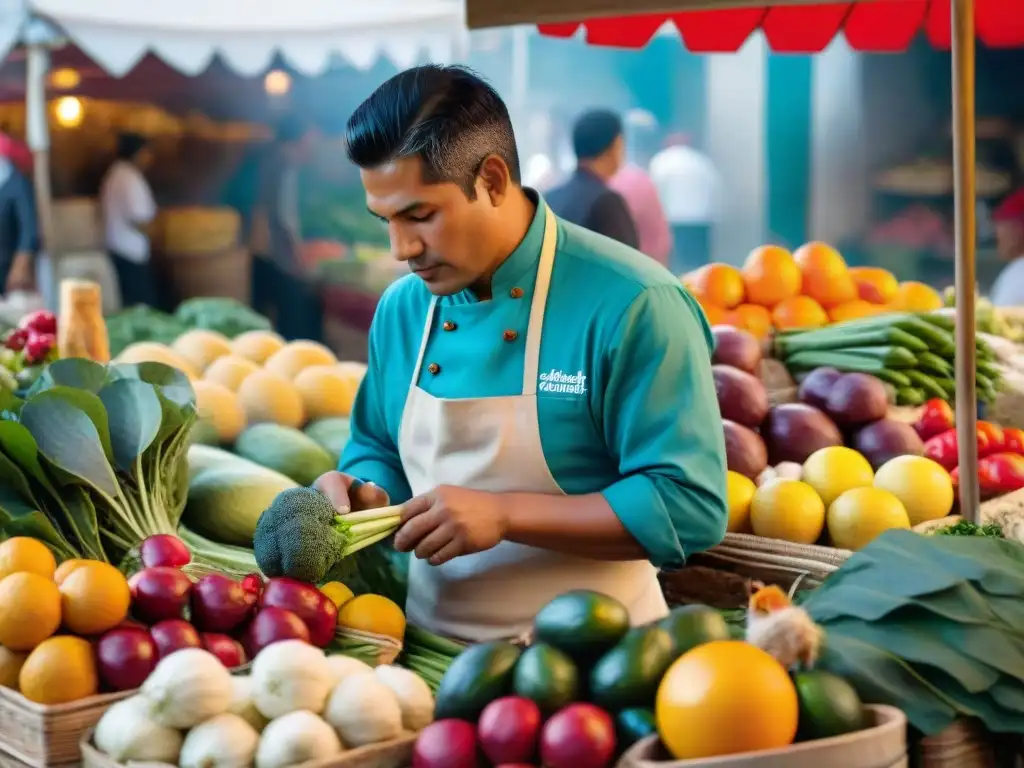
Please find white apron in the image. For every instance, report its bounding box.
[397,205,668,643]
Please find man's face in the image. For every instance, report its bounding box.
[996,220,1024,262]
[609,134,626,173]
[362,156,499,296]
[134,146,154,170]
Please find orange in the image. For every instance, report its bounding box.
[19,636,99,705]
[698,302,728,327]
[0,645,27,690]
[828,300,886,324]
[741,245,802,308]
[793,241,857,308]
[729,304,773,340]
[656,640,798,759]
[0,538,56,581]
[0,573,61,651]
[849,266,899,305]
[337,594,406,640]
[53,559,92,587]
[889,281,943,312]
[59,562,131,636]
[771,296,829,331]
[689,264,745,309]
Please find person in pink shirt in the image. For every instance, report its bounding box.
[609,111,673,267]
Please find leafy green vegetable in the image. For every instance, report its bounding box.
[805,529,1024,735]
[106,306,189,358]
[0,357,196,563]
[934,520,1004,538]
[173,298,271,340]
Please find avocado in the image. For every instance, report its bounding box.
[534,590,630,663]
[794,670,865,741]
[590,625,675,711]
[433,641,522,721]
[659,604,732,657]
[615,707,657,750]
[512,642,579,715]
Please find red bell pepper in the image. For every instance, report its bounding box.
[976,421,1006,457]
[914,399,955,442]
[923,427,992,471]
[977,452,1024,497]
[1003,428,1024,455]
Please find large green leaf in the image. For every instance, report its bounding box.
[109,361,194,408]
[28,357,109,396]
[915,666,1023,733]
[0,447,37,507]
[0,486,76,560]
[808,582,1003,626]
[98,379,162,472]
[19,395,118,497]
[26,387,115,463]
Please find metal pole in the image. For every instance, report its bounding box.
[951,0,979,521]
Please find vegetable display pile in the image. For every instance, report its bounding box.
[0,309,58,391]
[774,312,1000,406]
[0,357,195,564]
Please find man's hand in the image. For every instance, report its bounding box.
[313,471,389,513]
[394,485,508,566]
[5,252,33,294]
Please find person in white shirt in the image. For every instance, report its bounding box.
[649,132,722,274]
[100,133,157,308]
[990,189,1024,307]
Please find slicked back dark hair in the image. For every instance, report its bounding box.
[345,65,520,198]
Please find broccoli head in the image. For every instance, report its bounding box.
[253,487,402,584]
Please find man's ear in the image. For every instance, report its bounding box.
[477,155,512,206]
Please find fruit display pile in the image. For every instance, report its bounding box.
[684,241,943,339]
[412,589,871,767]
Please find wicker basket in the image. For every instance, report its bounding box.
[617,704,906,767]
[335,628,403,666]
[0,688,132,768]
[79,729,416,768]
[915,718,998,768]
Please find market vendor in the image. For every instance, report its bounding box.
[991,188,1024,306]
[315,65,728,643]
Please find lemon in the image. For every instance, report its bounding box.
[827,487,911,551]
[750,479,825,545]
[337,594,406,640]
[873,455,954,525]
[320,581,355,612]
[801,447,874,507]
[726,471,757,533]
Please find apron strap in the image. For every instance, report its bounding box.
[410,296,438,386]
[522,206,558,396]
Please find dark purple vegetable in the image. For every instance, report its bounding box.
[853,418,925,469]
[763,404,843,465]
[825,373,889,427]
[713,365,769,429]
[712,326,762,375]
[723,420,769,480]
[798,367,844,411]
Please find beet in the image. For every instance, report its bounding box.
[260,577,338,647]
[853,418,925,469]
[191,574,257,633]
[723,420,769,480]
[825,373,889,427]
[540,704,616,768]
[763,404,844,465]
[96,626,158,691]
[413,719,480,768]
[478,697,542,765]
[241,606,311,658]
[713,365,769,428]
[711,326,762,374]
[798,367,844,411]
[149,619,201,659]
[201,632,247,668]
[132,567,193,623]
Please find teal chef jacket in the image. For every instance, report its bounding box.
[339,196,728,569]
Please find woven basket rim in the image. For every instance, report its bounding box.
[0,686,131,716]
[720,533,853,563]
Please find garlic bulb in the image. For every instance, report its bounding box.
[179,713,259,768]
[325,654,372,686]
[141,648,234,729]
[255,711,342,768]
[227,677,269,732]
[374,665,434,731]
[251,640,333,719]
[324,673,403,747]
[94,695,183,764]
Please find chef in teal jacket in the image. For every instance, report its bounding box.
[315,65,728,643]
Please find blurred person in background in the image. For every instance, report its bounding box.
[650,132,721,274]
[100,132,157,308]
[0,150,37,295]
[609,109,672,267]
[991,188,1024,306]
[546,109,638,248]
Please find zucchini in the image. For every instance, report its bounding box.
[784,351,892,374]
[896,387,926,406]
[918,313,955,332]
[775,326,927,357]
[871,369,912,388]
[917,352,953,378]
[904,370,948,401]
[830,313,955,353]
[936,378,956,398]
[976,360,1000,381]
[838,345,917,368]
[976,372,995,393]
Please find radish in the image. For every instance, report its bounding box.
[4,328,26,351]
[150,619,202,659]
[260,578,338,648]
[413,719,480,768]
[240,607,310,658]
[240,573,264,597]
[540,704,616,768]
[23,333,55,364]
[18,310,56,335]
[140,534,191,569]
[478,697,541,764]
[201,632,247,668]
[132,567,192,623]
[191,574,257,633]
[96,626,159,691]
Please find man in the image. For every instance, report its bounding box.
[609,110,673,267]
[545,109,639,249]
[650,133,721,274]
[990,189,1024,306]
[316,65,727,643]
[100,133,157,308]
